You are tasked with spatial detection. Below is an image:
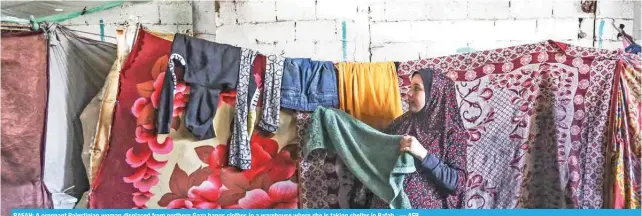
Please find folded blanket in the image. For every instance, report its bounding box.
[303,107,415,209]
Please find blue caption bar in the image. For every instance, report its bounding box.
[10,209,642,216]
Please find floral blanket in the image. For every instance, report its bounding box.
[90,28,299,209]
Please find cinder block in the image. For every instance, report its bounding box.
[369,3,386,21]
[236,1,277,23]
[370,42,425,61]
[282,41,317,58]
[634,1,641,41]
[252,22,296,43]
[177,24,193,35]
[64,4,123,25]
[466,40,540,53]
[597,0,635,18]
[410,21,448,41]
[119,2,161,24]
[568,39,595,48]
[492,19,538,41]
[216,1,237,26]
[424,41,470,58]
[600,40,626,50]
[216,24,254,48]
[467,0,510,19]
[509,0,554,19]
[276,0,316,21]
[346,41,369,62]
[536,19,580,41]
[253,42,278,55]
[159,1,193,25]
[384,1,427,21]
[597,18,634,41]
[425,0,468,20]
[552,0,593,18]
[296,21,338,42]
[370,21,412,43]
[577,18,596,41]
[452,20,496,42]
[315,41,344,61]
[316,0,358,20]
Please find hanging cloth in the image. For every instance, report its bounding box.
[1,31,52,215]
[44,23,117,209]
[336,62,403,130]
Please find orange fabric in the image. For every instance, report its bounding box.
[337,62,403,130]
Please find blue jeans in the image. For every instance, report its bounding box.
[280,58,338,111]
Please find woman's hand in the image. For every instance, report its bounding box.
[400,135,428,161]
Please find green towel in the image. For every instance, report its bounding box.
[303,107,416,209]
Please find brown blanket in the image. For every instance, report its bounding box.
[1,31,52,214]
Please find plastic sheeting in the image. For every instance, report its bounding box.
[43,23,116,209]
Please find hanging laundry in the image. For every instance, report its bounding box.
[87,27,300,209]
[304,107,414,209]
[89,27,176,209]
[336,62,403,130]
[605,56,641,209]
[228,48,259,170]
[157,33,241,141]
[625,44,641,54]
[394,41,619,208]
[79,26,130,187]
[229,51,286,170]
[43,23,117,209]
[1,31,52,215]
[77,26,133,209]
[281,58,339,111]
[257,53,286,134]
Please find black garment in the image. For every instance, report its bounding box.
[157,34,241,140]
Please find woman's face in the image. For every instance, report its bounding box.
[408,74,426,113]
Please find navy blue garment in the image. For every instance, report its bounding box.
[280,58,338,111]
[157,34,241,140]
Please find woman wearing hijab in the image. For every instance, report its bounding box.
[370,68,468,209]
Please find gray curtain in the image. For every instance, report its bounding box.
[43,23,116,209]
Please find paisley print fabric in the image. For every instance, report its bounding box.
[395,41,618,208]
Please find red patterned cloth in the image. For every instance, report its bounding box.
[90,28,174,208]
[605,55,641,209]
[396,41,618,208]
[90,28,299,209]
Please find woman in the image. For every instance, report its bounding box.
[370,68,468,209]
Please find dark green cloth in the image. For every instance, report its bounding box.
[303,107,415,209]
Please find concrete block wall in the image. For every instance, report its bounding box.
[64,0,638,62]
[214,0,637,62]
[63,1,194,44]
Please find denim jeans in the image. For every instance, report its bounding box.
[281,58,338,111]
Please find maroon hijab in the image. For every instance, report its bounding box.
[380,68,468,209]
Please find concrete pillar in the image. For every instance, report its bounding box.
[192,0,216,41]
